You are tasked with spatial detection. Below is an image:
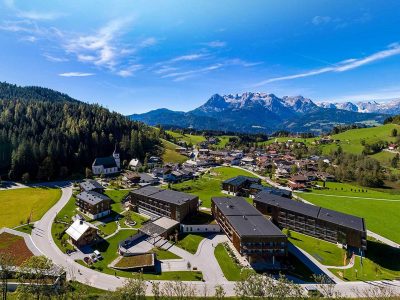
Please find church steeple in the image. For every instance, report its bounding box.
[113,143,120,169]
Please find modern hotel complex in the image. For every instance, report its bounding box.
[254,191,367,251]
[212,196,287,266]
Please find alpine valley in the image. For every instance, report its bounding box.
[129,92,393,133]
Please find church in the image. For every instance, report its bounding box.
[92,148,121,176]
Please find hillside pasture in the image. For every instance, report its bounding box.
[161,139,188,164]
[166,130,206,145]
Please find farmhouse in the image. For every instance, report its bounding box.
[128,186,198,222]
[254,191,367,251]
[222,176,261,196]
[66,219,98,247]
[92,149,120,175]
[287,175,309,190]
[212,197,287,267]
[128,158,142,170]
[76,191,112,220]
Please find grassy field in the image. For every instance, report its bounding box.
[171,166,259,207]
[166,130,206,145]
[214,244,243,281]
[14,224,35,234]
[175,234,205,254]
[0,187,61,228]
[161,139,188,164]
[320,124,400,155]
[296,181,400,243]
[330,238,400,281]
[283,229,346,266]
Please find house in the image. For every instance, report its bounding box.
[287,175,309,190]
[388,144,398,151]
[92,149,120,175]
[66,219,98,247]
[241,157,255,166]
[148,156,162,167]
[128,186,199,222]
[254,192,367,251]
[79,179,104,193]
[212,197,287,267]
[125,172,159,186]
[128,159,142,170]
[223,156,241,166]
[222,176,261,196]
[76,191,112,220]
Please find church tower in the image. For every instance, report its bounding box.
[113,144,120,169]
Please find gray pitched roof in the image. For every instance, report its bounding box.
[130,186,197,205]
[93,156,117,168]
[80,179,104,192]
[76,191,111,205]
[222,176,260,187]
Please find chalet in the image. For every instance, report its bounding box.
[388,144,398,151]
[241,157,255,166]
[148,156,162,167]
[223,156,241,166]
[76,191,112,220]
[288,175,309,190]
[317,172,336,182]
[66,219,98,247]
[222,176,261,196]
[128,158,142,170]
[175,146,187,154]
[92,149,120,175]
[79,179,104,193]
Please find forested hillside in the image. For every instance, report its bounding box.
[0,82,161,181]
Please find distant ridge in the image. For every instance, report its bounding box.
[129,92,389,133]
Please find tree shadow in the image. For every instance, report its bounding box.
[365,239,400,271]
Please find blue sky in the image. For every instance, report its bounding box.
[1,0,400,113]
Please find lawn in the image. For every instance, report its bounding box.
[214,244,243,281]
[296,181,400,243]
[166,130,206,145]
[151,247,181,260]
[330,238,400,281]
[0,232,34,265]
[14,224,35,235]
[171,166,259,207]
[175,234,205,254]
[104,189,129,213]
[161,139,187,164]
[0,187,61,228]
[283,229,346,267]
[120,211,149,229]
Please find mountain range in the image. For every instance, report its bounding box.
[129,92,391,133]
[317,98,400,115]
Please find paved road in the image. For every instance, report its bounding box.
[26,179,400,297]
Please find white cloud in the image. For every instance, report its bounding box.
[170,53,208,62]
[59,72,94,77]
[43,53,68,62]
[4,0,63,21]
[254,43,400,86]
[312,16,332,25]
[116,64,142,77]
[162,64,223,81]
[204,40,226,48]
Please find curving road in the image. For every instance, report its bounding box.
[29,181,400,297]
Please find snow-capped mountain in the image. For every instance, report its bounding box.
[317,98,400,114]
[129,92,389,133]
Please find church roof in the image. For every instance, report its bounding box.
[93,156,117,168]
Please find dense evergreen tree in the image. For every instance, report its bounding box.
[0,82,161,181]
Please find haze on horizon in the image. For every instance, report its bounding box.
[1,0,400,114]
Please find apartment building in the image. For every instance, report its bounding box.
[75,191,111,220]
[211,196,287,266]
[128,186,198,222]
[254,191,367,251]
